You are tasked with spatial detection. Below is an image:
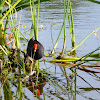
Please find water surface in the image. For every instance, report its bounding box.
[6,0,100,99]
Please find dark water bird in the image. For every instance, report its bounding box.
[27,38,44,60]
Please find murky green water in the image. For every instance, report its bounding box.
[1,0,100,100]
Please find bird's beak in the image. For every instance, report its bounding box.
[34,44,37,52]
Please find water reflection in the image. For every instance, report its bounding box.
[25,78,46,96]
[1,59,100,100]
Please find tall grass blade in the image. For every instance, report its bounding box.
[61,0,66,56]
[30,24,34,39]
[88,0,100,4]
[30,0,40,41]
[68,0,75,48]
[0,0,6,40]
[67,27,100,54]
[30,0,36,39]
[1,0,22,22]
[89,52,100,58]
[51,1,68,55]
[2,0,50,15]
[36,0,40,41]
[7,10,20,48]
[51,21,65,54]
[3,80,13,100]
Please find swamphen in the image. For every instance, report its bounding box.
[27,38,44,60]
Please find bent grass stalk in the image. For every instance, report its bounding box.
[1,0,22,22]
[69,46,100,69]
[48,46,100,64]
[67,27,100,55]
[48,58,100,63]
[89,52,100,58]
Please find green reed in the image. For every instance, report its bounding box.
[51,0,67,55]
[0,0,22,47]
[51,0,75,55]
[30,0,40,40]
[68,0,75,48]
[67,27,100,55]
[88,0,100,4]
[30,0,36,39]
[1,0,21,22]
[0,0,6,44]
[60,0,66,56]
[0,0,6,39]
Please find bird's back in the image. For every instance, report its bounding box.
[27,38,44,60]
